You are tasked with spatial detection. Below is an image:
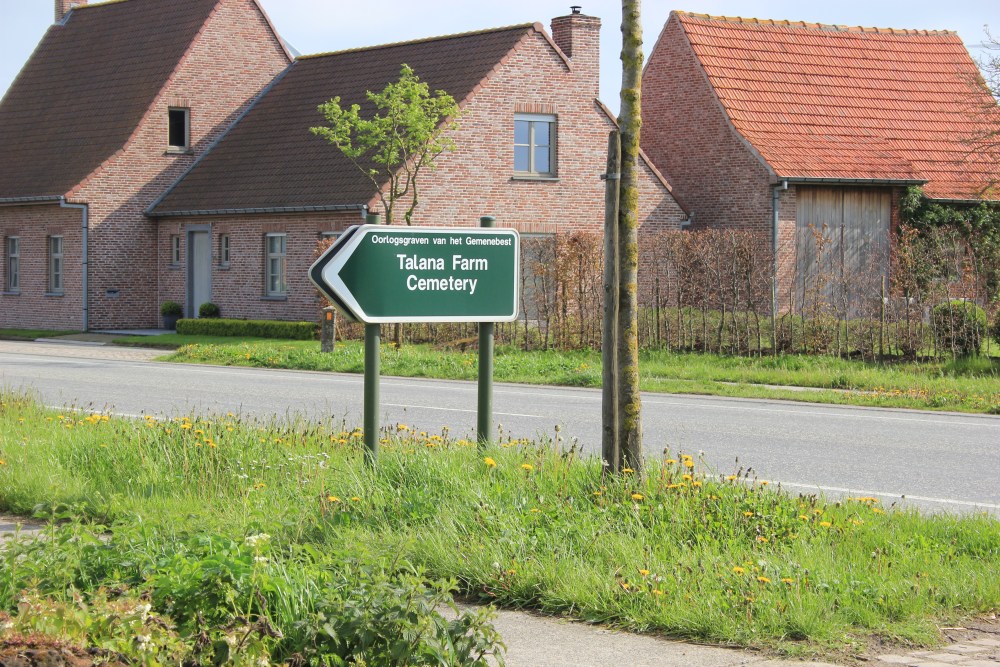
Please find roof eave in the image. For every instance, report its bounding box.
[779,176,927,187]
[0,195,65,205]
[150,204,368,218]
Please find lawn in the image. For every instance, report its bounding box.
[0,395,997,663]
[0,328,78,340]
[114,335,1000,413]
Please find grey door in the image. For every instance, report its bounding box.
[188,230,212,318]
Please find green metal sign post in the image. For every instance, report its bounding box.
[310,219,520,461]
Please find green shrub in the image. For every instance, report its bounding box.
[992,312,1000,347]
[176,318,317,340]
[932,300,987,356]
[159,300,183,317]
[198,302,221,318]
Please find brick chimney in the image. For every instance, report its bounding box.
[56,0,87,23]
[550,7,601,97]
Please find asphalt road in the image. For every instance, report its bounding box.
[1,341,998,515]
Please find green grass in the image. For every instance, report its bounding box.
[0,328,78,340]
[1,394,997,657]
[123,336,1000,413]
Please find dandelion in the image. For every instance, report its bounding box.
[757,576,771,584]
[781,578,795,584]
[652,589,664,596]
[692,481,703,488]
[593,491,603,497]
[521,463,533,472]
[639,569,651,576]
[819,521,832,528]
[732,566,745,575]
[0,460,6,466]
[743,511,754,517]
[726,475,737,481]
[351,497,361,502]
[530,508,541,513]
[683,460,694,469]
[756,536,769,543]
[180,424,192,430]
[622,468,635,474]
[682,474,693,481]
[620,582,631,590]
[328,495,341,503]
[484,457,497,468]
[631,493,644,501]
[798,515,809,521]
[666,459,678,465]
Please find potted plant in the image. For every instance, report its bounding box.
[160,300,183,330]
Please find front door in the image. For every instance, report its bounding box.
[187,229,212,318]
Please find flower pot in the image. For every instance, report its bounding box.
[163,314,181,331]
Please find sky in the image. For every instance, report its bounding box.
[0,0,997,114]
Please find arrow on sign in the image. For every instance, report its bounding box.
[309,224,520,324]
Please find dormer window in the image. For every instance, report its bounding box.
[168,108,190,152]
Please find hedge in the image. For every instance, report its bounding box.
[175,318,318,340]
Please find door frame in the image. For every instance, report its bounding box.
[186,224,212,319]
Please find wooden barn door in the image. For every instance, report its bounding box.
[796,187,890,308]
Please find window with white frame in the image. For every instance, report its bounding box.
[48,236,64,294]
[170,235,181,265]
[219,234,230,267]
[265,233,287,297]
[514,113,556,177]
[168,108,190,152]
[5,237,19,292]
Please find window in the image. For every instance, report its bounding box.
[5,237,19,292]
[48,236,64,294]
[170,235,181,265]
[168,108,190,151]
[265,233,287,297]
[514,113,556,176]
[219,234,230,267]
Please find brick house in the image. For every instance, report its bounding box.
[0,1,686,330]
[641,11,1000,301]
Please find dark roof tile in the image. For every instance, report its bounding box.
[0,0,219,198]
[151,25,533,215]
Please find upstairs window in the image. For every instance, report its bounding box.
[219,234,231,267]
[170,235,181,265]
[5,237,19,292]
[514,113,556,177]
[168,108,190,152]
[48,236,64,294]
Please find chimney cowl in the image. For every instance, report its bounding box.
[571,5,582,14]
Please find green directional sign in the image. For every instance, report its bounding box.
[310,225,520,324]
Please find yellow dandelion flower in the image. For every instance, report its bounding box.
[692,481,703,488]
[506,569,517,576]
[819,521,832,527]
[530,508,541,513]
[622,467,635,474]
[682,474,693,481]
[781,578,795,584]
[798,515,809,521]
[639,569,651,576]
[180,424,192,430]
[872,508,885,514]
[484,457,497,468]
[0,460,6,466]
[631,493,644,501]
[666,459,678,465]
[732,566,745,575]
[593,491,603,496]
[813,508,824,515]
[726,475,737,481]
[757,536,769,543]
[620,582,631,590]
[757,576,771,584]
[351,497,361,502]
[667,483,682,489]
[327,495,341,503]
[683,460,694,469]
[652,589,664,596]
[759,480,769,486]
[521,463,533,471]
[743,511,754,517]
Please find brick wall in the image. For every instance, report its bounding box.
[641,15,774,237]
[67,0,289,329]
[0,203,84,330]
[157,211,362,324]
[410,28,687,237]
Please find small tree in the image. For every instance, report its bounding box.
[311,64,460,225]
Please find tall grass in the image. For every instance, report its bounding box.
[1,394,997,655]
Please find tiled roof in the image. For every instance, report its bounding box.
[0,0,220,199]
[675,12,1000,200]
[150,25,534,215]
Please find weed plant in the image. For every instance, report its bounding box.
[1,394,997,659]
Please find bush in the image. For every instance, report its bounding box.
[159,300,183,317]
[176,318,317,340]
[932,300,987,357]
[198,302,221,318]
[992,312,1000,347]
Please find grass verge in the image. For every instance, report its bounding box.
[116,336,1000,414]
[1,394,997,659]
[0,328,78,340]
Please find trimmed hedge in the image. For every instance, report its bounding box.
[176,318,318,340]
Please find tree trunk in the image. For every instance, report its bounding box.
[617,0,643,475]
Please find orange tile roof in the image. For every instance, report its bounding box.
[675,12,1000,200]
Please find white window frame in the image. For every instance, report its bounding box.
[265,233,287,297]
[219,234,230,267]
[5,237,19,293]
[170,235,182,265]
[514,113,557,177]
[48,235,64,295]
[167,107,190,152]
